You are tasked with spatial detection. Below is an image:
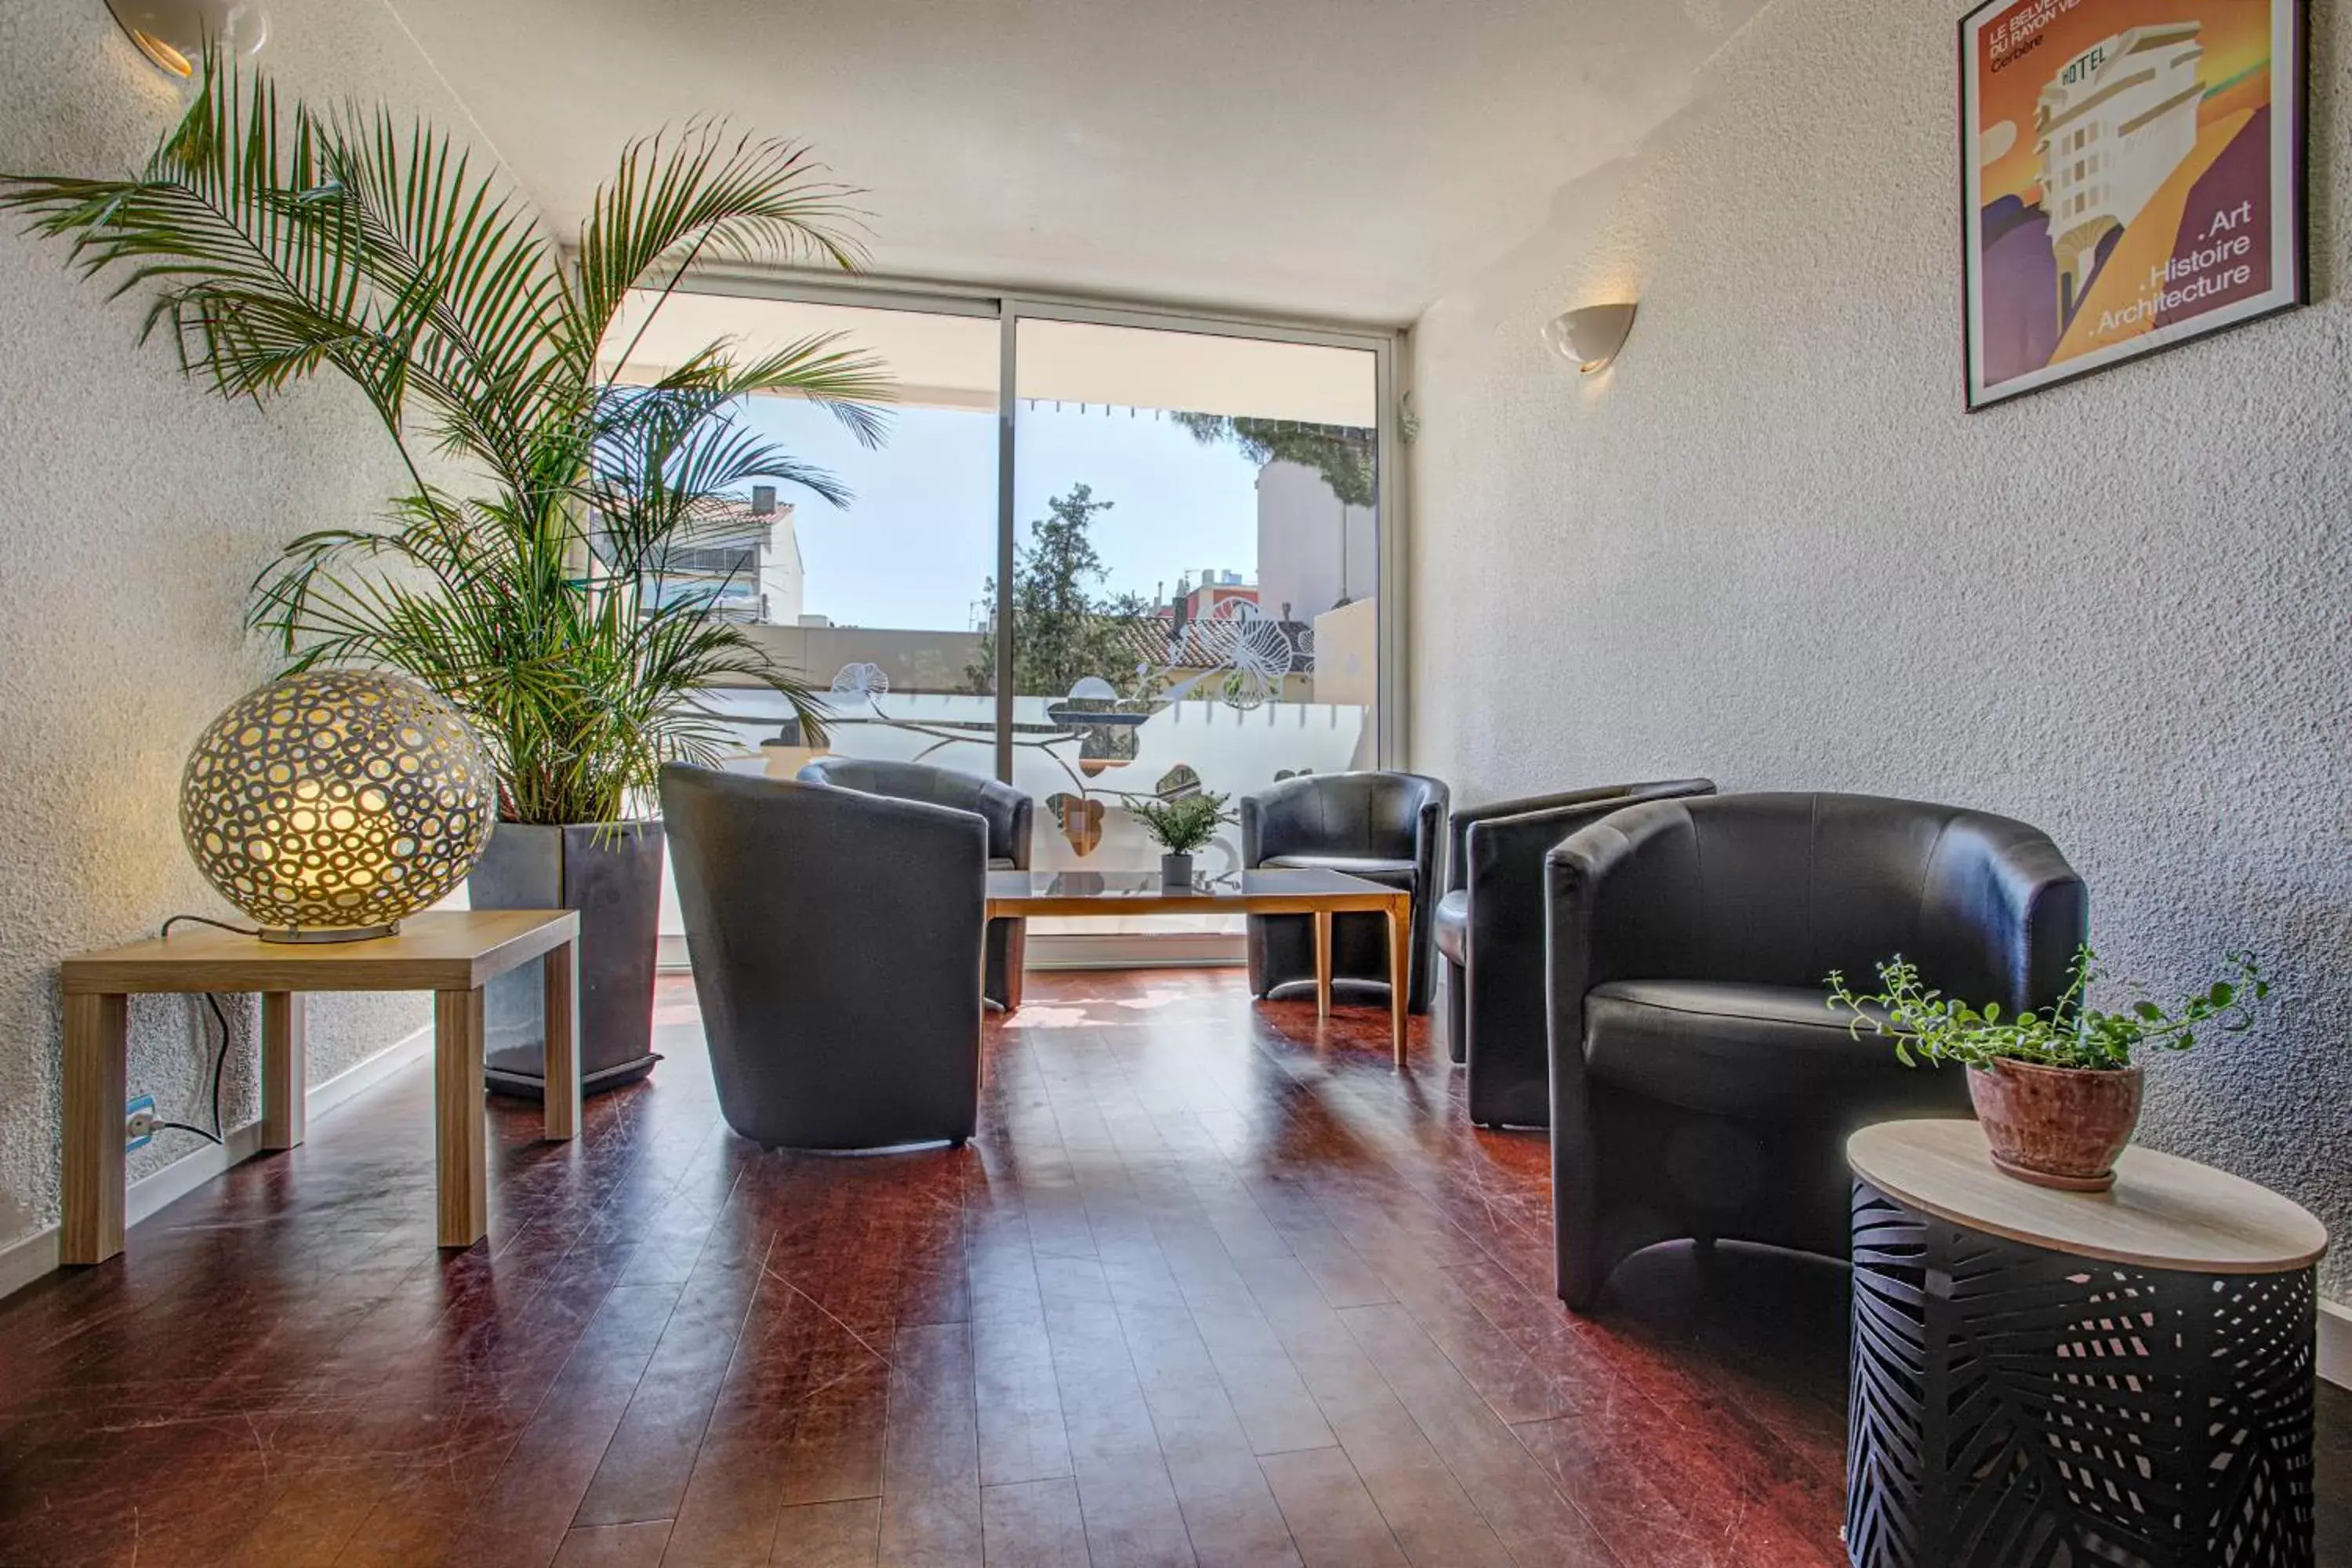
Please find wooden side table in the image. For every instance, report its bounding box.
[1846,1118,2328,1568]
[59,909,582,1258]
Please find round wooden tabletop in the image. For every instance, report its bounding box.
[1849,1119,2328,1276]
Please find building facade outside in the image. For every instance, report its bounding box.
[1255,458,1376,625]
[647,486,805,624]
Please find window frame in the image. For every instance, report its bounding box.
[659,264,1411,774]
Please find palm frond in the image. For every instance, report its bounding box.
[565,123,866,383]
[13,48,866,824]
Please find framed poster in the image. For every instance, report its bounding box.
[1959,0,2305,409]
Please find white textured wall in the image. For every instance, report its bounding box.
[1409,0,2352,1295]
[0,2,506,1250]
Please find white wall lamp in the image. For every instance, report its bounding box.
[103,0,267,79]
[1543,303,1638,375]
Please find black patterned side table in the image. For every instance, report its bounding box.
[1846,1119,2328,1568]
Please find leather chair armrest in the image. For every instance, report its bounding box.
[1455,780,1717,902]
[970,776,1033,868]
[1468,803,1635,963]
[1004,788,1034,871]
[2005,840,2089,1009]
[1240,790,1269,868]
[1452,787,1621,893]
[1544,802,1706,1096]
[1413,789,1446,898]
[1919,823,2089,1016]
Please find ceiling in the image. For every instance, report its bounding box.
[379,0,1744,325]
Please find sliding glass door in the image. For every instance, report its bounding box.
[602,281,1394,952]
[1005,317,1381,903]
[603,289,1007,786]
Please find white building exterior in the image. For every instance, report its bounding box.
[2036,23,2205,315]
[1254,459,1376,625]
[756,504,806,628]
[651,489,804,624]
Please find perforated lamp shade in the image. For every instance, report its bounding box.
[180,671,496,942]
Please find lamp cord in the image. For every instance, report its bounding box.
[150,916,262,1146]
[160,914,260,939]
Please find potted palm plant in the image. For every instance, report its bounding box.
[1827,946,2266,1190]
[2,56,887,1094]
[1130,791,1233,889]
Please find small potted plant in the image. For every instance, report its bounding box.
[1826,946,2266,1191]
[1129,791,1233,889]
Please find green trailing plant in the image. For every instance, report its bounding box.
[1130,791,1232,855]
[1824,946,2267,1072]
[0,52,891,825]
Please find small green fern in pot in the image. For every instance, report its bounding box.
[1826,946,2267,1191]
[1131,791,1232,888]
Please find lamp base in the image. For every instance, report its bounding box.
[257,922,401,945]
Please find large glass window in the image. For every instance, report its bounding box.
[602,291,1005,790]
[1001,321,1379,928]
[604,286,1390,951]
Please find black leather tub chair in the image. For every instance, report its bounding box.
[1242,771,1450,1014]
[799,757,1033,1011]
[1545,791,2085,1311]
[662,764,984,1151]
[1435,779,1716,1128]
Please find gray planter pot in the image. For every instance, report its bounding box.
[470,819,665,1098]
[1160,851,1194,889]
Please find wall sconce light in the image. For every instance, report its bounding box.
[103,0,267,79]
[1543,303,1639,374]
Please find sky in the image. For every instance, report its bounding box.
[738,397,1265,630]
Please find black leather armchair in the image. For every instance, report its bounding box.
[1241,771,1449,1014]
[662,764,983,1150]
[1435,779,1716,1128]
[798,757,1033,1011]
[1545,792,2085,1311]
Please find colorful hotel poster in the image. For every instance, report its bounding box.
[1960,0,2303,408]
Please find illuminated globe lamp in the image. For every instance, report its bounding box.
[179,670,496,943]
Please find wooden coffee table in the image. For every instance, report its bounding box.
[58,909,582,1258]
[986,867,1415,1065]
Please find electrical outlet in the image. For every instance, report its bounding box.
[125,1095,157,1152]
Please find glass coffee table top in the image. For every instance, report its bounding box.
[982,866,1414,1067]
[985,867,1397,904]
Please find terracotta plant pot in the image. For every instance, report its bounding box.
[1967,1058,2144,1192]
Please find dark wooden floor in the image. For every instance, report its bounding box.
[1,971,2346,1567]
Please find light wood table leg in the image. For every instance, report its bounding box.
[542,940,580,1142]
[434,986,488,1249]
[260,992,307,1152]
[1312,910,1334,1022]
[1386,898,1411,1069]
[61,992,129,1265]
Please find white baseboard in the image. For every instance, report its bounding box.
[306,1022,433,1120]
[2320,1298,2352,1391]
[0,1022,433,1303]
[1026,933,1244,970]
